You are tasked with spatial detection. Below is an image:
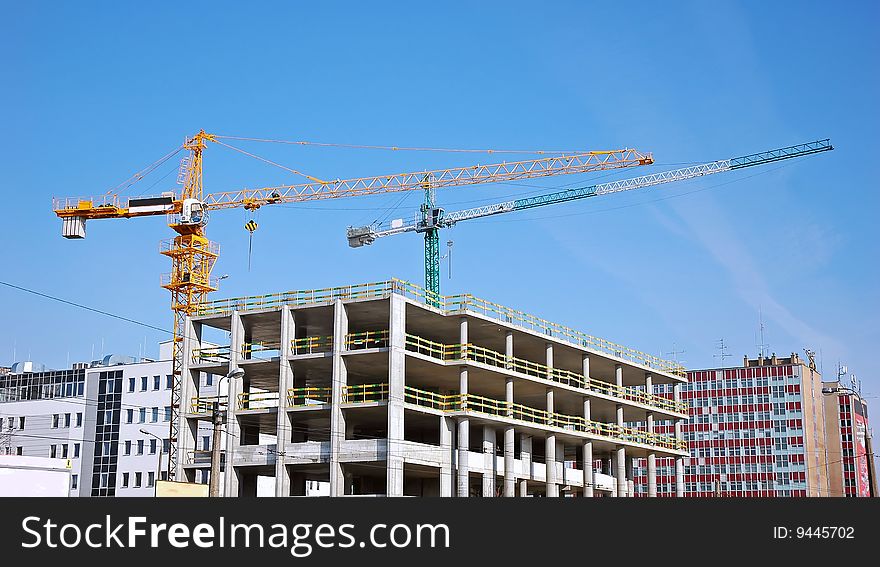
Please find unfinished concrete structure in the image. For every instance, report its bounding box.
[176,279,688,497]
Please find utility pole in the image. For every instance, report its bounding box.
[210,400,223,497]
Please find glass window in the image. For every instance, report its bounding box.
[71,475,78,490]
[153,376,160,391]
[140,377,147,392]
[149,439,157,455]
[74,443,80,458]
[64,413,71,427]
[164,406,172,422]
[126,409,133,424]
[124,440,131,455]
[129,377,136,392]
[134,472,142,488]
[50,445,57,458]
[139,408,146,423]
[121,472,129,488]
[137,440,144,455]
[148,471,155,488]
[76,412,83,427]
[151,407,159,423]
[61,444,69,458]
[166,375,173,389]
[52,414,59,428]
[206,374,214,387]
[162,439,170,453]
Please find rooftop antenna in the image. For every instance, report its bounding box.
[803,348,817,372]
[756,307,769,357]
[665,342,686,365]
[714,338,731,365]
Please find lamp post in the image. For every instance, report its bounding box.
[139,428,164,495]
[822,384,877,498]
[211,367,244,497]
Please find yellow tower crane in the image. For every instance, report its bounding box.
[52,130,654,479]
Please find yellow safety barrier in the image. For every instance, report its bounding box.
[342,383,389,403]
[404,334,687,414]
[287,387,332,406]
[192,346,232,364]
[236,391,279,410]
[291,335,333,355]
[345,330,389,350]
[241,341,282,360]
[189,396,228,414]
[195,278,686,378]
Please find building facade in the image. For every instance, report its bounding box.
[178,279,689,497]
[0,342,214,496]
[633,353,829,497]
[823,380,875,497]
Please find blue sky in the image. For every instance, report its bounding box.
[1,1,877,432]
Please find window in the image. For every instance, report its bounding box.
[139,408,146,423]
[76,412,83,427]
[61,444,69,458]
[71,475,78,490]
[152,407,159,423]
[140,377,148,392]
[129,377,136,392]
[19,416,25,430]
[126,409,133,424]
[121,472,129,488]
[205,374,214,387]
[162,439,170,454]
[153,376,160,391]
[73,443,80,458]
[166,375,173,389]
[149,439,157,455]
[124,440,131,455]
[52,414,59,428]
[134,472,142,488]
[50,445,57,458]
[164,406,172,422]
[148,471,155,488]
[7,417,13,430]
[137,440,144,455]
[64,413,71,428]
[202,436,210,451]
[16,447,22,455]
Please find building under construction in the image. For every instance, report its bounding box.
[177,279,688,497]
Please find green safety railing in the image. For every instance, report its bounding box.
[287,387,332,406]
[195,278,686,378]
[345,330,389,350]
[242,341,282,360]
[342,383,389,404]
[192,345,232,365]
[404,334,688,414]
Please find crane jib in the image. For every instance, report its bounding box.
[728,139,832,170]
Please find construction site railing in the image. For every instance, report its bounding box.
[242,341,282,360]
[404,334,687,414]
[345,330,389,350]
[190,395,228,415]
[192,345,232,365]
[287,387,332,406]
[342,383,389,404]
[291,335,333,355]
[237,391,280,410]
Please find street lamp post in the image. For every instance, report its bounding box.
[211,368,245,497]
[139,428,164,495]
[821,384,877,498]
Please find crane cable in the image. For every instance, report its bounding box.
[211,134,587,155]
[105,145,183,196]
[210,138,327,184]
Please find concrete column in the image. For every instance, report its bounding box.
[615,363,624,429]
[457,366,469,498]
[176,316,201,481]
[626,455,635,497]
[275,307,294,497]
[583,397,593,497]
[386,295,406,497]
[616,446,627,498]
[439,416,454,497]
[674,383,685,497]
[329,300,348,497]
[582,354,590,381]
[505,331,514,370]
[519,434,531,496]
[504,367,515,497]
[545,386,557,497]
[223,311,244,497]
[609,451,618,497]
[482,426,496,497]
[645,372,656,498]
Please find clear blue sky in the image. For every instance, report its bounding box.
[1,2,877,427]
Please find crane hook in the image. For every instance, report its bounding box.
[245,219,258,271]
